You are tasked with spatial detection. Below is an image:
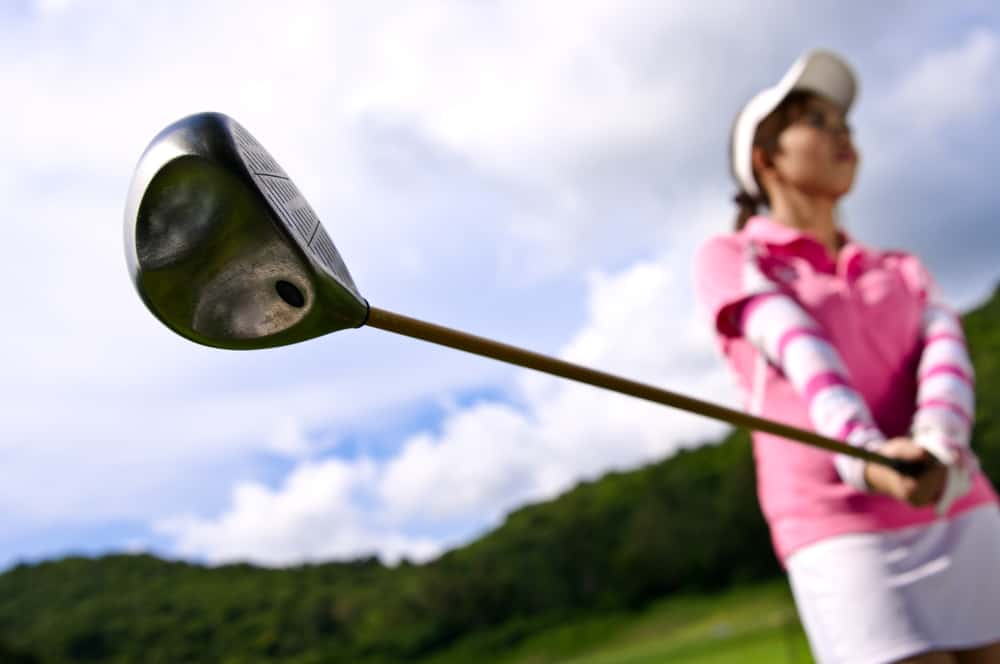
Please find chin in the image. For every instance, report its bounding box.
[833,179,855,196]
[831,170,857,197]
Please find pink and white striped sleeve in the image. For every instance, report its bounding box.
[911,288,975,449]
[740,291,884,491]
[898,255,978,513]
[895,253,976,446]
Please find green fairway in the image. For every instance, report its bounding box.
[419,579,815,664]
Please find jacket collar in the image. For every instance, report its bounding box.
[743,215,852,246]
[741,216,870,278]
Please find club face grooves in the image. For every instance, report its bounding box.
[231,121,361,297]
[125,112,368,350]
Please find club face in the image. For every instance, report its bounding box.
[124,112,368,350]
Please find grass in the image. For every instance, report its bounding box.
[418,579,815,664]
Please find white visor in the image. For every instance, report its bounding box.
[730,49,857,198]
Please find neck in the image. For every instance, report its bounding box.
[767,188,841,256]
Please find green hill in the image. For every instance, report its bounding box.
[2,282,998,663]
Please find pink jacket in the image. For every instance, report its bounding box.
[694,216,997,564]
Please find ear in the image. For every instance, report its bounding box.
[751,146,773,175]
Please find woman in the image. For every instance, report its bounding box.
[694,50,1000,663]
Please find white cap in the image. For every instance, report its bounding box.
[731,49,857,198]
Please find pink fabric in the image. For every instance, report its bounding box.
[693,216,998,564]
[776,327,828,365]
[835,418,870,442]
[917,399,973,424]
[919,365,973,385]
[801,371,848,403]
[739,292,783,329]
[925,333,967,347]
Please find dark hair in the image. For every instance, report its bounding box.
[733,191,761,230]
[732,91,813,230]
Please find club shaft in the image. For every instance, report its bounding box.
[364,307,919,475]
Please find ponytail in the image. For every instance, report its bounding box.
[733,191,760,230]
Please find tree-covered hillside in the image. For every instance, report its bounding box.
[2,283,998,663]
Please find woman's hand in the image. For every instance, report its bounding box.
[863,437,948,507]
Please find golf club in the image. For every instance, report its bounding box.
[124,112,928,478]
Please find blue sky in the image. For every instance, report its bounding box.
[2,1,1000,569]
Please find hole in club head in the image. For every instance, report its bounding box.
[275,280,306,308]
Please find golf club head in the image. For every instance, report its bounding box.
[124,112,369,349]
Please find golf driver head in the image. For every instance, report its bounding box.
[124,112,368,349]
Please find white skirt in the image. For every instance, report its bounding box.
[786,504,1000,664]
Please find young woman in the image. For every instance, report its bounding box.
[694,50,1000,664]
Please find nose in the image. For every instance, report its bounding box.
[833,131,856,160]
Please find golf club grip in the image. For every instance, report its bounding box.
[889,458,935,478]
[365,307,904,471]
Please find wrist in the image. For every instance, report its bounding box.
[863,461,888,496]
[835,453,878,493]
[834,426,885,494]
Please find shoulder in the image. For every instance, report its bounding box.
[694,233,745,277]
[871,248,939,302]
[692,232,759,337]
[693,233,747,295]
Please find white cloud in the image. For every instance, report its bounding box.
[32,0,76,16]
[847,27,1000,310]
[159,458,442,565]
[343,1,685,181]
[882,29,1000,131]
